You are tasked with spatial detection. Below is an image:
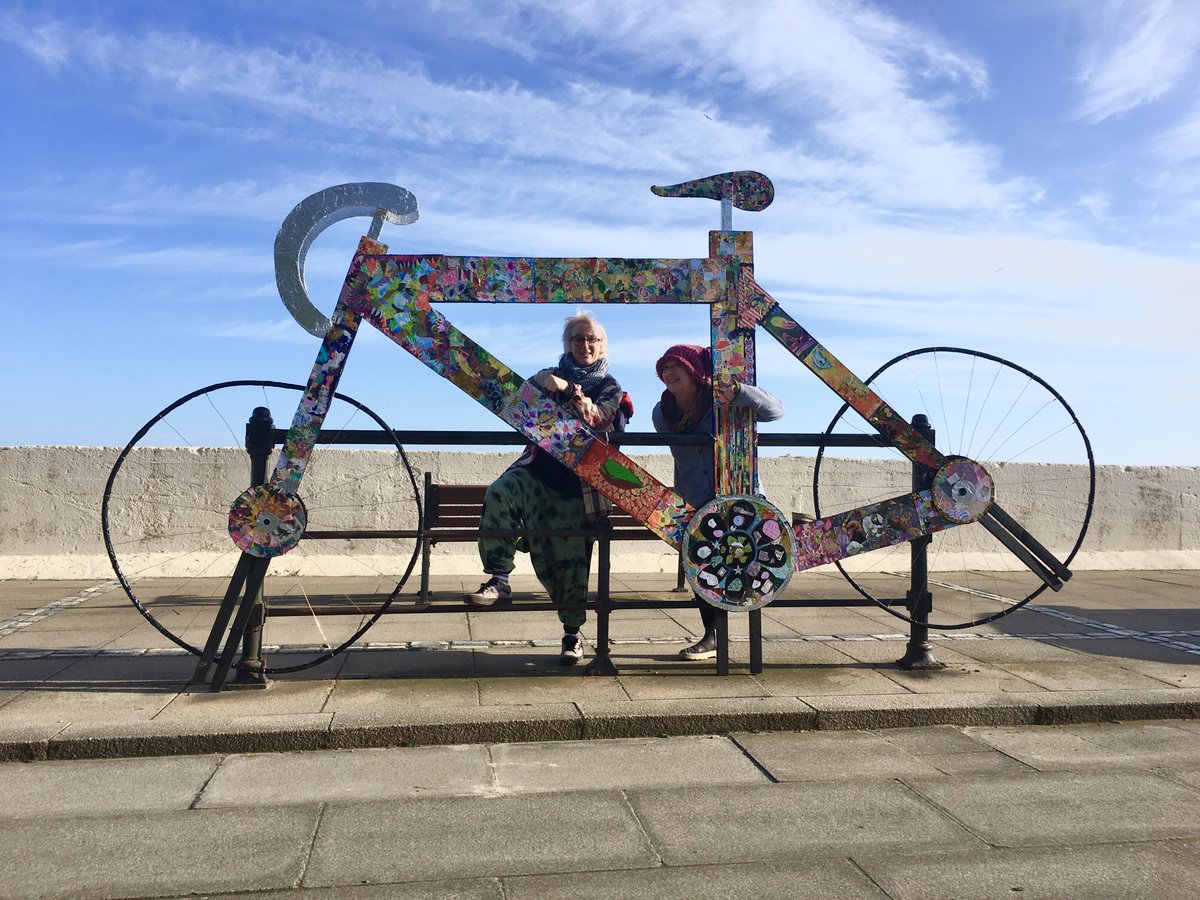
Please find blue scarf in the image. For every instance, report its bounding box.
[555,353,609,393]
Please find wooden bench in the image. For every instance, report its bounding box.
[417,472,666,602]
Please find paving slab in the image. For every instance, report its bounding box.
[1001,660,1183,691]
[1171,768,1200,790]
[14,629,128,651]
[909,770,1200,847]
[873,722,999,755]
[733,729,949,782]
[363,615,474,643]
[618,672,774,700]
[856,842,1200,900]
[1109,656,1200,686]
[470,645,593,677]
[879,660,1050,695]
[749,662,915,697]
[42,652,196,685]
[0,806,321,899]
[336,646,477,679]
[0,686,178,724]
[101,622,188,651]
[213,879,507,899]
[304,792,659,885]
[0,655,80,687]
[964,719,1200,769]
[504,859,890,899]
[323,674,481,712]
[157,679,336,719]
[0,581,108,614]
[755,638,863,663]
[198,744,493,807]
[627,780,985,865]
[490,734,769,793]
[873,724,1038,777]
[932,637,1085,663]
[829,638,998,669]
[0,753,220,817]
[479,673,630,706]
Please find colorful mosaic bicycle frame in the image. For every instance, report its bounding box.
[238,172,1064,611]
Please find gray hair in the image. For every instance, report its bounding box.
[561,310,607,355]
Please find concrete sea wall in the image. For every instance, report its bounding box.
[0,446,1196,579]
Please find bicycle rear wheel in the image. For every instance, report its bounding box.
[812,348,1095,629]
[101,380,422,672]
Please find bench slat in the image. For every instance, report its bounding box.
[433,485,488,503]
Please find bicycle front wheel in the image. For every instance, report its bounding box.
[101,380,422,672]
[812,348,1095,629]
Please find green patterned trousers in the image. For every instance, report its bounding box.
[478,466,591,630]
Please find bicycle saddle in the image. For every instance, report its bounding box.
[651,171,774,211]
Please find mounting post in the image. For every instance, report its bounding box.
[584,520,619,676]
[228,406,274,690]
[897,414,945,670]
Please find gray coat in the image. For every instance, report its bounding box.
[651,383,785,509]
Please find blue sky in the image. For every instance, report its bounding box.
[2,0,1197,466]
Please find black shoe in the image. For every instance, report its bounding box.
[465,576,512,607]
[679,633,717,660]
[560,633,585,665]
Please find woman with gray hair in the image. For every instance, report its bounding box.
[465,311,630,665]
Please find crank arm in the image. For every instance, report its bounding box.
[792,489,962,572]
[979,503,1072,590]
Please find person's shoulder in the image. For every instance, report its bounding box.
[591,373,622,396]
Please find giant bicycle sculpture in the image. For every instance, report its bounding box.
[102,173,1095,683]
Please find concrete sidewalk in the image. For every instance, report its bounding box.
[1,570,1198,761]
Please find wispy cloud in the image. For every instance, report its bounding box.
[78,243,268,277]
[0,1,1031,225]
[443,0,1023,217]
[1,10,779,180]
[1154,99,1200,163]
[754,223,1200,350]
[195,316,318,343]
[1074,0,1200,124]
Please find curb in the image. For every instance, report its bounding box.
[4,691,1199,761]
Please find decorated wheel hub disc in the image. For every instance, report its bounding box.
[228,486,307,557]
[931,458,994,524]
[683,495,795,611]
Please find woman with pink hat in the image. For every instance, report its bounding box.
[652,343,784,660]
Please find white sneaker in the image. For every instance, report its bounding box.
[560,634,585,665]
[679,634,718,660]
[465,577,512,607]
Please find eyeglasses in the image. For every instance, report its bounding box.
[569,337,602,346]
